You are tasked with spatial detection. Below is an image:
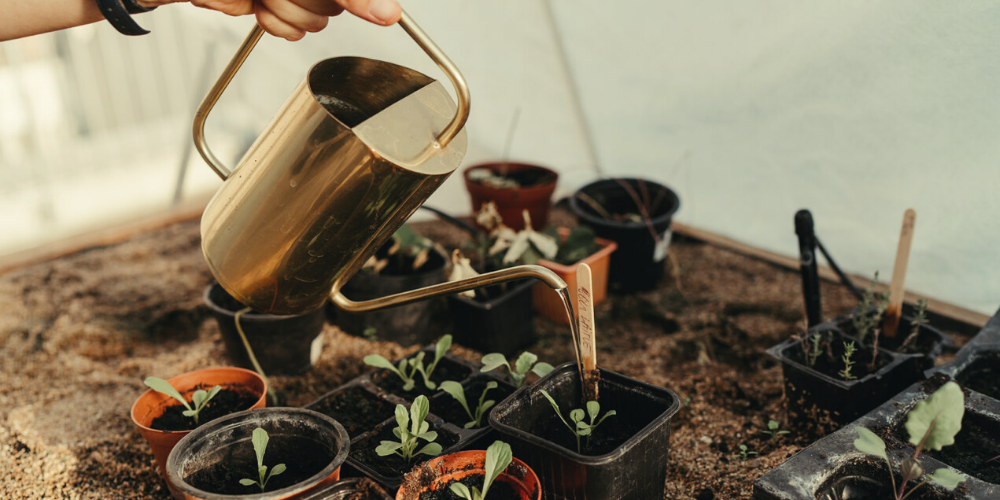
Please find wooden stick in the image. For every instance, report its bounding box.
[883,209,916,338]
[577,263,600,402]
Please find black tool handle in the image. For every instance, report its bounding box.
[795,210,822,327]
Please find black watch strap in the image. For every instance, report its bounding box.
[95,0,157,36]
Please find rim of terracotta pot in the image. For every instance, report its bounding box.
[463,162,559,190]
[165,407,350,500]
[396,449,541,500]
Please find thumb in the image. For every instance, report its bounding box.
[336,0,401,26]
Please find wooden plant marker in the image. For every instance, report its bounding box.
[883,209,916,338]
[577,263,600,402]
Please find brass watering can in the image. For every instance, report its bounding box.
[193,13,567,316]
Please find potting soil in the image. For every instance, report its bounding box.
[416,473,520,500]
[148,387,260,431]
[310,385,398,438]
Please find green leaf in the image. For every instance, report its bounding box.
[252,428,269,468]
[905,381,965,451]
[483,440,512,498]
[450,483,473,500]
[411,396,430,434]
[417,430,438,442]
[569,409,585,423]
[240,479,257,486]
[439,381,470,412]
[270,463,286,476]
[768,420,779,431]
[363,355,398,372]
[927,468,966,490]
[480,353,509,373]
[376,441,403,456]
[531,362,554,378]
[853,427,887,460]
[481,400,495,414]
[143,377,191,410]
[416,442,442,457]
[395,404,409,431]
[403,379,415,391]
[418,421,430,435]
[191,389,208,408]
[586,401,600,421]
[435,335,452,361]
[182,409,197,418]
[514,352,538,376]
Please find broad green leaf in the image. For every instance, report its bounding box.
[905,382,965,451]
[205,385,221,404]
[376,441,403,456]
[928,468,966,490]
[481,400,495,414]
[416,443,442,457]
[270,463,286,476]
[182,409,197,417]
[540,390,573,432]
[395,404,409,430]
[463,420,476,429]
[191,389,208,408]
[240,479,257,486]
[480,353,509,373]
[569,409,585,423]
[853,427,887,460]
[483,440,512,498]
[514,352,538,376]
[392,427,403,439]
[143,377,191,409]
[439,381,469,410]
[417,430,438,442]
[259,465,267,484]
[403,379,415,391]
[595,410,617,426]
[450,483,473,500]
[531,362,554,378]
[435,335,452,361]
[577,426,592,436]
[363,355,397,372]
[418,421,430,435]
[411,396,430,431]
[586,401,600,421]
[252,428,269,468]
[768,420,780,431]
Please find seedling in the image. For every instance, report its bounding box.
[839,341,858,381]
[239,428,286,492]
[143,377,220,425]
[851,273,889,344]
[449,440,513,500]
[807,332,823,367]
[852,381,967,500]
[733,444,757,461]
[763,420,789,439]
[540,389,616,454]
[438,380,497,429]
[375,395,442,463]
[480,351,553,388]
[899,299,929,352]
[364,335,453,391]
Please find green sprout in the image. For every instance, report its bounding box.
[540,390,616,454]
[852,381,967,500]
[852,272,889,343]
[733,444,757,461]
[438,380,497,429]
[480,352,553,388]
[899,299,929,352]
[364,335,453,391]
[807,332,823,368]
[143,377,221,425]
[449,440,512,500]
[763,420,789,439]
[239,428,286,492]
[375,395,442,463]
[839,341,858,381]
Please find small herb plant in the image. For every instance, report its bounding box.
[481,351,554,388]
[438,380,497,429]
[852,381,967,500]
[449,440,513,500]
[239,428,286,492]
[364,335,453,391]
[733,444,757,461]
[806,332,823,368]
[375,395,442,463]
[899,299,929,352]
[143,377,220,425]
[763,420,789,439]
[839,341,858,381]
[540,389,616,454]
[851,273,889,344]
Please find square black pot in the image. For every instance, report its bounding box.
[489,362,680,500]
[447,278,537,356]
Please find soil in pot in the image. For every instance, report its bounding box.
[900,409,1000,485]
[349,424,461,480]
[784,332,890,382]
[183,433,333,494]
[431,378,514,429]
[309,385,398,437]
[149,386,260,431]
[417,473,520,500]
[956,351,1000,400]
[371,357,473,400]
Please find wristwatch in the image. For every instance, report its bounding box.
[95,0,157,36]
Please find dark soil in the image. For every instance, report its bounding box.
[418,473,520,500]
[148,387,260,431]
[310,384,398,437]
[837,311,943,357]
[183,434,332,494]
[814,456,964,500]
[785,331,890,381]
[956,351,1000,400]
[431,378,514,429]
[350,423,461,480]
[372,357,474,400]
[923,412,1000,485]
[533,406,645,456]
[347,477,393,500]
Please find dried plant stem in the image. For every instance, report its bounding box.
[576,191,614,220]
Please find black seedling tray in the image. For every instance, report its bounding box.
[305,347,516,493]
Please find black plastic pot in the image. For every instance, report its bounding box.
[305,347,515,493]
[447,279,537,356]
[206,283,326,376]
[569,178,680,294]
[165,407,350,499]
[489,362,681,500]
[329,250,446,346]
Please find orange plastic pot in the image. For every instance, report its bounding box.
[131,367,267,478]
[463,162,558,231]
[532,230,617,325]
[396,450,541,500]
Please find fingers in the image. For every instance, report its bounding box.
[255,3,308,41]
[333,0,401,26]
[258,0,331,36]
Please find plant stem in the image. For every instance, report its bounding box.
[500,107,521,178]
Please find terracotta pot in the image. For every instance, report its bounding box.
[532,229,617,325]
[396,450,541,500]
[463,162,558,231]
[130,367,267,478]
[166,408,350,500]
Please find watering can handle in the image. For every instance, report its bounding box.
[193,12,471,180]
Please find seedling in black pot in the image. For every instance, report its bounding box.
[540,389,616,454]
[438,380,496,429]
[143,377,220,425]
[364,335,453,391]
[376,395,442,463]
[239,427,286,492]
[481,352,553,388]
[450,440,513,500]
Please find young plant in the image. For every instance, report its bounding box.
[438,380,497,429]
[239,428,286,492]
[540,389,616,454]
[899,299,929,352]
[375,395,442,463]
[449,440,513,500]
[852,273,889,344]
[852,381,967,500]
[763,419,789,439]
[839,341,858,381]
[143,377,221,425]
[733,444,757,461]
[480,351,553,388]
[364,335,453,391]
[807,332,823,368]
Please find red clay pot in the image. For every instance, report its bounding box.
[130,367,267,478]
[463,162,558,231]
[396,450,541,500]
